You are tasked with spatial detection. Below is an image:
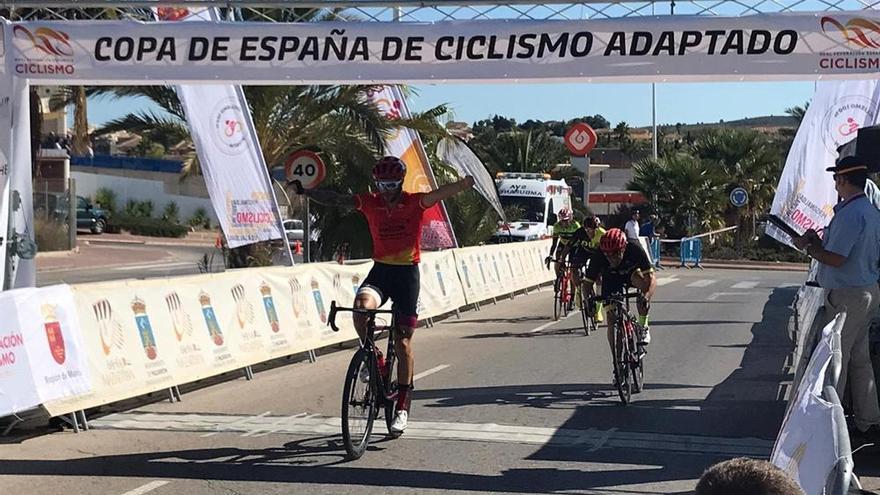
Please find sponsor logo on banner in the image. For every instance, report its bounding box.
[492,254,502,283]
[231,284,257,331]
[12,25,75,76]
[211,98,248,156]
[41,304,66,365]
[288,277,307,320]
[93,299,124,356]
[198,291,224,346]
[821,95,878,152]
[131,297,158,360]
[165,292,194,342]
[461,258,472,289]
[332,273,350,309]
[819,17,880,70]
[435,262,447,297]
[310,278,327,324]
[477,254,488,285]
[259,282,280,333]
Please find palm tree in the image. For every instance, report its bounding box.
[469,130,567,174]
[785,102,810,125]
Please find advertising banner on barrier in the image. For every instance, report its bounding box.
[772,314,844,495]
[768,79,880,246]
[419,250,467,319]
[9,13,880,85]
[367,86,456,249]
[0,289,39,415]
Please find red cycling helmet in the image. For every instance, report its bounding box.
[557,208,573,222]
[372,156,407,181]
[600,228,628,254]
[585,216,601,229]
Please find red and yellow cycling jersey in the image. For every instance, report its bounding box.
[356,192,428,265]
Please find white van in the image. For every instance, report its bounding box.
[492,172,574,242]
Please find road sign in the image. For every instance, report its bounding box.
[564,123,598,157]
[285,150,326,190]
[729,187,749,208]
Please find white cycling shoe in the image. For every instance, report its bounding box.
[638,327,651,345]
[390,410,408,434]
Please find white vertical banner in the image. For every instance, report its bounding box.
[158,7,286,250]
[366,85,457,249]
[10,75,34,288]
[0,288,39,414]
[767,80,880,246]
[0,22,12,290]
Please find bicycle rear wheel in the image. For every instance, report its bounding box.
[613,321,631,405]
[579,291,591,336]
[341,349,378,459]
[561,277,571,318]
[553,288,562,321]
[383,343,401,437]
[631,342,645,394]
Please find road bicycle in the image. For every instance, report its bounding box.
[574,268,599,337]
[550,259,575,321]
[329,301,400,459]
[590,290,646,405]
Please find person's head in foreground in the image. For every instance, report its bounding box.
[695,458,804,495]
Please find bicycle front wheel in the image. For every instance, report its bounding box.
[579,291,591,336]
[631,347,645,394]
[553,289,562,321]
[383,344,401,437]
[341,349,378,459]
[613,321,631,405]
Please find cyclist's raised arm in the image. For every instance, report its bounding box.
[421,176,475,208]
[288,180,355,209]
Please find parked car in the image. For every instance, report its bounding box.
[284,219,304,243]
[76,196,110,234]
[33,191,70,224]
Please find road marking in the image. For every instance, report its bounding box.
[657,277,679,287]
[687,279,716,288]
[413,364,450,382]
[707,292,747,301]
[92,412,773,457]
[120,481,169,495]
[529,312,576,333]
[113,262,195,272]
[731,281,760,290]
[200,411,271,437]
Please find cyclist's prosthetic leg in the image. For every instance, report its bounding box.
[636,296,651,346]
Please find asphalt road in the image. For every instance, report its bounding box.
[2,268,806,495]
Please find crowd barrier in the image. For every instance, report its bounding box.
[679,238,703,268]
[772,312,854,495]
[0,240,554,421]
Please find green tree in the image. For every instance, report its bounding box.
[469,130,567,174]
[785,102,810,125]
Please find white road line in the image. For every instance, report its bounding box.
[707,292,747,301]
[687,279,716,288]
[201,411,271,437]
[731,281,760,290]
[119,481,169,495]
[657,277,680,287]
[92,412,774,457]
[413,364,450,382]
[113,262,194,272]
[529,312,576,333]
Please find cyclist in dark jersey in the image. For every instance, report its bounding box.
[584,228,657,364]
[290,156,474,434]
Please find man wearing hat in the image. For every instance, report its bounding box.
[794,155,880,438]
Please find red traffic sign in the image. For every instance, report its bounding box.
[564,123,598,157]
[285,150,326,190]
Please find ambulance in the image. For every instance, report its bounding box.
[492,172,574,243]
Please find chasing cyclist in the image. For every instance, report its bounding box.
[290,156,474,434]
[583,228,657,370]
[569,216,606,319]
[545,207,581,289]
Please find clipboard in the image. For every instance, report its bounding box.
[766,214,802,239]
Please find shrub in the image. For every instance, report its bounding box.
[35,217,70,252]
[136,200,154,218]
[162,201,180,224]
[189,207,211,229]
[123,199,139,217]
[94,188,117,213]
[108,214,187,238]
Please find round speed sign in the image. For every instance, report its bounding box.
[285,150,326,189]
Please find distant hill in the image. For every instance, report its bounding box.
[637,115,799,132]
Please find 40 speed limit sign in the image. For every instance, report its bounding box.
[285,150,326,189]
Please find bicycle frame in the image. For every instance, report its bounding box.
[329,302,398,400]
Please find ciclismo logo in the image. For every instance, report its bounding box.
[819,17,880,71]
[821,95,878,153]
[212,98,248,155]
[12,25,76,76]
[821,17,880,49]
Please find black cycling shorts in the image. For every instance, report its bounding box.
[359,262,420,323]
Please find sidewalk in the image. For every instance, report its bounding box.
[36,243,174,272]
[81,231,218,248]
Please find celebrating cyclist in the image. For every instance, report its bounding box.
[545,207,581,288]
[569,216,606,318]
[583,228,657,362]
[290,156,474,434]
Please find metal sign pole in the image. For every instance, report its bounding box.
[304,198,311,263]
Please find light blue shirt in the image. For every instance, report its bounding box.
[816,195,880,289]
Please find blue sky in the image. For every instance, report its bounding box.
[84,81,816,129]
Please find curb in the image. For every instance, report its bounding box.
[84,238,215,248]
